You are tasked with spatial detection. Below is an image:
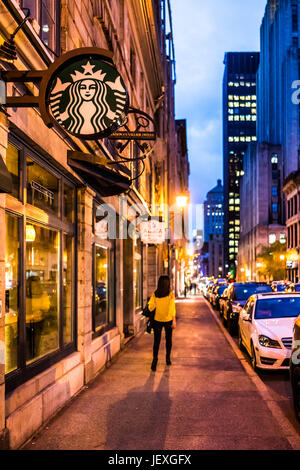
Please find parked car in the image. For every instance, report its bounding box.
[238,292,300,371]
[271,281,290,292]
[222,282,273,335]
[290,315,300,422]
[205,283,215,300]
[211,284,227,310]
[219,288,229,317]
[286,283,300,293]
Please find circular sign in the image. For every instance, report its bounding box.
[39,48,129,139]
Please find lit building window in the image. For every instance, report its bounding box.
[269,233,276,244]
[252,136,257,141]
[280,233,286,244]
[271,154,278,164]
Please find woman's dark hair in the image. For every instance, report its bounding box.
[155,275,170,298]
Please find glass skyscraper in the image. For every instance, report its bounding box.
[223,52,260,278]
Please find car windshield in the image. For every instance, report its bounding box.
[255,297,300,319]
[234,285,272,300]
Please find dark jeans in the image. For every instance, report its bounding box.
[153,320,173,359]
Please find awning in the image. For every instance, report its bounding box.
[0,154,12,194]
[67,151,131,197]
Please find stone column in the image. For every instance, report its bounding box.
[0,112,9,448]
[77,187,94,384]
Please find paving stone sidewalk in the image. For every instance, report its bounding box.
[24,298,294,450]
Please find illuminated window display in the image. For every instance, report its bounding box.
[4,137,76,391]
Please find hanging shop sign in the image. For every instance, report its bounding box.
[2,47,129,140]
[140,219,166,245]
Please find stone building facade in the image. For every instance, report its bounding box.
[0,0,189,449]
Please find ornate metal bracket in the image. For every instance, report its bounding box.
[108,106,156,162]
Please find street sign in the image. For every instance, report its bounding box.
[109,131,156,140]
[140,219,165,244]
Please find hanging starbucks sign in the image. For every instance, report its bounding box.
[38,48,129,139]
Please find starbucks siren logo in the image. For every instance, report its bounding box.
[48,58,128,138]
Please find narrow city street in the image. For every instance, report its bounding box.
[23,298,300,451]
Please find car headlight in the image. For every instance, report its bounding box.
[258,335,281,349]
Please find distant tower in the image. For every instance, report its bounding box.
[204,179,224,242]
[223,52,260,278]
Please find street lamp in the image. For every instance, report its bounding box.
[176,195,188,208]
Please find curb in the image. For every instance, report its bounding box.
[204,298,300,450]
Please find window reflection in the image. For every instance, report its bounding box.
[6,143,19,200]
[134,241,142,310]
[63,235,73,344]
[25,224,59,363]
[94,246,108,330]
[64,184,75,223]
[26,157,60,216]
[5,214,19,374]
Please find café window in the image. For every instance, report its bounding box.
[92,203,116,337]
[5,213,20,374]
[26,156,60,216]
[134,239,142,310]
[4,136,76,391]
[6,142,20,200]
[21,0,61,54]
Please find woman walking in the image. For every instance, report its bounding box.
[148,275,176,371]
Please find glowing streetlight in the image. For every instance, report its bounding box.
[176,195,188,208]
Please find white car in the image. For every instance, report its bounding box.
[238,293,300,370]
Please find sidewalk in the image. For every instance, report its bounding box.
[24,297,294,450]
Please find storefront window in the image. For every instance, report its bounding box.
[5,214,20,374]
[64,184,75,223]
[5,137,77,392]
[94,245,108,330]
[134,240,142,310]
[26,156,60,216]
[63,234,73,344]
[6,143,20,200]
[25,224,60,363]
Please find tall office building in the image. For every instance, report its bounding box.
[238,0,299,282]
[203,180,224,277]
[223,52,260,278]
[204,179,224,243]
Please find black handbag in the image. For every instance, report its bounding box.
[143,298,155,333]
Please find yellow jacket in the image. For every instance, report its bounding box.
[148,291,176,322]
